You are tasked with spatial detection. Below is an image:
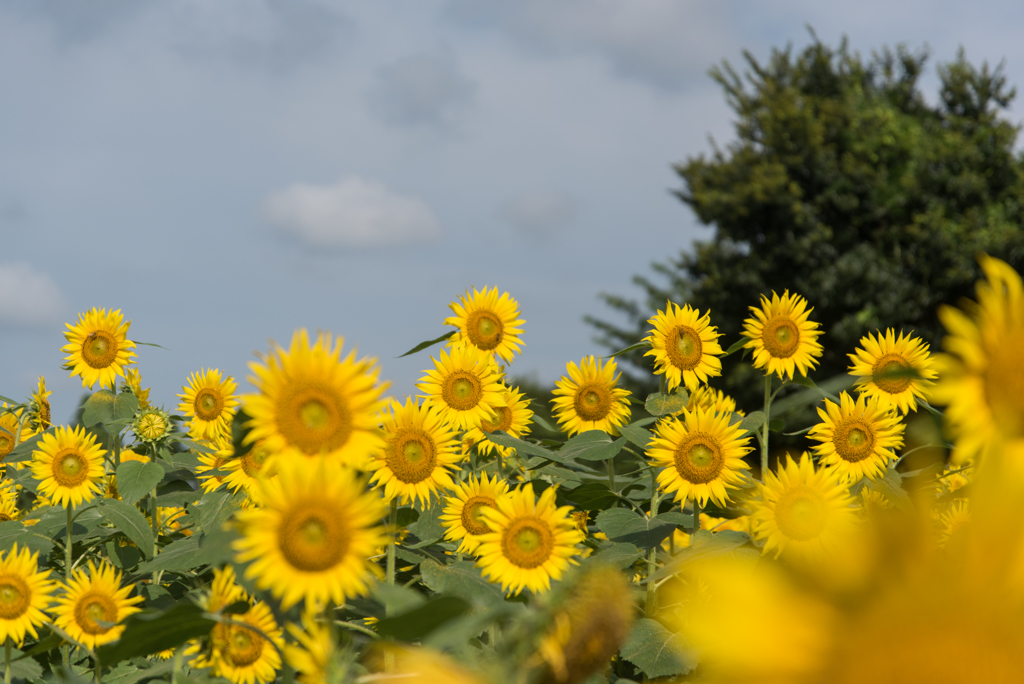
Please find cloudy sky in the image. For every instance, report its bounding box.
[2,0,1022,423]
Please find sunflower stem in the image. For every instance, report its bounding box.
[692,499,701,535]
[607,458,616,493]
[644,469,658,618]
[151,487,160,586]
[5,638,11,684]
[386,499,398,595]
[761,374,772,480]
[64,504,73,671]
[496,451,504,479]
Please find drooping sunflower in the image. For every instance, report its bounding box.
[285,612,336,684]
[244,330,389,469]
[417,345,505,431]
[61,308,137,390]
[367,398,460,508]
[210,602,284,684]
[440,473,510,554]
[647,406,752,508]
[178,368,240,440]
[808,392,905,482]
[848,329,937,415]
[643,301,724,392]
[233,458,387,610]
[52,560,143,649]
[0,544,55,646]
[28,376,52,432]
[464,385,533,458]
[121,368,150,410]
[749,453,857,561]
[476,484,583,595]
[31,425,106,508]
[551,356,632,437]
[742,291,823,379]
[444,286,525,364]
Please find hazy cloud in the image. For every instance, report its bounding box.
[5,0,146,46]
[499,189,577,233]
[263,176,442,248]
[0,263,67,328]
[368,48,475,127]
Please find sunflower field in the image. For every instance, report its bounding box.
[0,255,1020,684]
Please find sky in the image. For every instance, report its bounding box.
[2,0,1023,424]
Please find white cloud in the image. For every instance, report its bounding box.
[0,263,67,327]
[499,188,577,233]
[368,48,476,127]
[263,176,442,248]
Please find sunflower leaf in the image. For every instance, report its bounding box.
[620,618,697,677]
[596,509,690,550]
[0,520,53,556]
[607,341,650,359]
[96,601,215,663]
[645,391,688,417]
[560,431,628,462]
[374,595,471,641]
[397,330,457,358]
[420,560,505,603]
[113,392,139,421]
[115,461,166,506]
[98,499,155,557]
[619,424,654,450]
[6,430,47,463]
[588,541,643,569]
[82,390,117,427]
[720,337,750,358]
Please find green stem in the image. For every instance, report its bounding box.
[112,384,120,468]
[151,488,160,586]
[607,458,616,493]
[64,504,73,670]
[761,374,772,480]
[692,499,702,535]
[496,450,504,479]
[644,469,659,618]
[386,499,398,595]
[5,638,11,684]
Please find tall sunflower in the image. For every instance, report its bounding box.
[221,439,278,499]
[52,560,143,649]
[465,385,533,458]
[808,392,905,482]
[444,286,525,364]
[244,330,389,469]
[61,308,136,389]
[647,406,752,508]
[440,473,510,554]
[643,301,723,392]
[848,329,936,415]
[742,291,823,379]
[476,484,583,595]
[233,458,387,610]
[209,602,284,684]
[417,345,505,431]
[367,398,460,508]
[31,425,106,508]
[28,376,52,432]
[551,357,632,437]
[0,544,55,646]
[179,369,240,440]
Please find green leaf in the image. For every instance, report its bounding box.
[6,430,48,463]
[720,337,750,357]
[420,560,504,603]
[397,330,457,358]
[527,413,561,433]
[423,602,518,650]
[560,431,627,462]
[135,536,207,574]
[98,499,155,557]
[82,390,117,427]
[564,482,620,510]
[596,509,691,550]
[768,418,785,433]
[115,461,166,506]
[96,601,216,663]
[9,653,42,681]
[107,539,143,571]
[113,393,140,421]
[193,490,241,534]
[230,409,254,459]
[619,618,696,678]
[589,542,643,569]
[374,595,471,641]
[871,468,912,510]
[607,341,650,359]
[0,520,54,556]
[619,423,653,450]
[409,498,445,546]
[773,373,855,415]
[372,583,426,616]
[644,391,688,417]
[737,410,766,435]
[133,340,168,350]
[648,531,753,582]
[486,432,570,465]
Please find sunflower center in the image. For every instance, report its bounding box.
[873,354,913,395]
[137,413,168,440]
[467,310,504,351]
[0,576,29,620]
[502,517,554,569]
[53,449,89,487]
[0,513,12,523]
[75,593,118,635]
[775,486,827,541]
[279,384,353,456]
[240,442,273,478]
[0,433,12,459]
[983,334,1024,439]
[442,372,483,411]
[194,388,225,421]
[385,430,438,484]
[226,625,265,667]
[574,383,612,422]
[81,331,119,370]
[834,420,875,463]
[480,406,513,434]
[461,496,495,536]
[673,435,725,484]
[762,317,800,358]
[278,503,349,572]
[666,325,703,371]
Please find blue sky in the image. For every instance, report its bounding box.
[2,0,1023,422]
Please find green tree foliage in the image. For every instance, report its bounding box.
[589,36,1024,402]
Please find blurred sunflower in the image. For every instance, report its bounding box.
[444,286,525,364]
[222,439,277,498]
[31,425,106,508]
[28,376,52,432]
[551,356,631,436]
[643,301,723,392]
[464,385,533,458]
[52,560,143,649]
[808,392,905,482]
[121,368,150,410]
[211,602,283,684]
[178,368,239,440]
[418,345,505,431]
[285,612,337,684]
[61,307,136,389]
[440,473,510,554]
[685,385,743,417]
[0,404,26,471]
[742,291,823,379]
[848,329,936,414]
[0,544,55,646]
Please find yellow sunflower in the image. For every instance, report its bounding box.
[647,406,753,507]
[742,291,823,379]
[222,441,278,499]
[464,385,533,458]
[121,368,150,410]
[210,602,283,684]
[61,308,137,389]
[848,329,936,415]
[749,453,857,561]
[440,473,510,554]
[643,301,723,392]
[285,612,336,684]
[0,544,55,646]
[233,458,387,610]
[178,369,240,441]
[938,500,970,548]
[52,560,143,649]
[684,385,743,417]
[0,498,20,523]
[31,425,106,508]
[476,483,583,595]
[0,404,26,473]
[29,376,52,432]
[807,392,905,483]
[551,356,632,437]
[244,330,388,469]
[133,406,173,445]
[367,398,460,508]
[444,286,525,364]
[417,345,505,431]
[196,438,231,494]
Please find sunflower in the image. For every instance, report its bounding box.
[28,376,52,432]
[444,286,525,364]
[551,357,632,437]
[684,386,743,417]
[179,369,240,440]
[476,484,583,595]
[31,425,106,508]
[464,385,533,458]
[233,457,387,610]
[121,368,150,410]
[367,398,460,508]
[807,392,905,483]
[210,602,284,684]
[742,291,823,379]
[849,329,937,415]
[222,439,278,499]
[440,473,510,554]
[0,404,26,473]
[133,406,173,445]
[749,453,857,561]
[643,301,723,393]
[244,330,388,469]
[0,544,55,646]
[0,498,20,523]
[647,406,752,508]
[417,345,505,431]
[938,500,970,548]
[285,612,336,684]
[52,560,143,649]
[61,308,137,390]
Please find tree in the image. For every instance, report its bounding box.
[588,35,1024,405]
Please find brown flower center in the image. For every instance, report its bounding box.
[81,331,119,369]
[502,517,554,569]
[775,486,827,541]
[74,592,118,635]
[0,575,29,620]
[872,354,913,395]
[762,316,800,359]
[385,430,437,484]
[466,310,504,351]
[442,372,483,412]
[194,388,225,421]
[574,383,612,422]
[461,495,496,536]
[278,384,353,456]
[673,434,725,484]
[665,325,703,371]
[52,449,90,487]
[278,502,349,572]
